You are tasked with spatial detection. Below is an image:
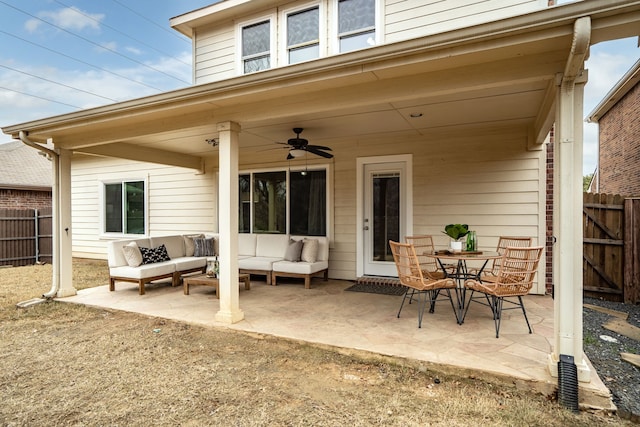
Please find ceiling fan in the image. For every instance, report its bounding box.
[278,128,333,160]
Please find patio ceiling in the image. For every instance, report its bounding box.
[3,1,640,169]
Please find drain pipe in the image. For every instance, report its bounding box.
[555,16,590,411]
[19,131,60,299]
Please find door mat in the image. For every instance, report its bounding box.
[346,277,407,296]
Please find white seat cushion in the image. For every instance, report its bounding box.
[238,256,282,271]
[110,262,175,280]
[172,256,207,271]
[272,260,328,274]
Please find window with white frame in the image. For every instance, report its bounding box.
[286,6,320,65]
[239,168,327,236]
[103,180,146,235]
[338,0,376,53]
[241,19,271,73]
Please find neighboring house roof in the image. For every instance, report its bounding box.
[587,58,640,123]
[0,141,52,191]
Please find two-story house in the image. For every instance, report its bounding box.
[4,0,640,384]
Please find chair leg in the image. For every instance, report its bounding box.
[518,295,533,334]
[492,296,502,338]
[461,289,474,324]
[397,289,428,328]
[397,289,411,318]
[416,291,427,328]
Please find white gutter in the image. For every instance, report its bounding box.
[19,131,60,299]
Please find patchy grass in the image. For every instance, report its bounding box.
[0,259,631,426]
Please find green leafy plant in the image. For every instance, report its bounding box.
[443,224,470,240]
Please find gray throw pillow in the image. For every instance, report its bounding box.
[284,239,303,262]
[193,237,216,257]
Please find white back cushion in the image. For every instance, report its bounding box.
[149,235,185,259]
[238,233,257,256]
[255,234,290,258]
[107,238,150,267]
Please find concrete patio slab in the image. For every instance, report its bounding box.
[62,277,613,410]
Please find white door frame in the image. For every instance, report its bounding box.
[356,154,413,277]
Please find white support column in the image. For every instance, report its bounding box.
[56,148,76,297]
[215,121,244,324]
[548,73,591,382]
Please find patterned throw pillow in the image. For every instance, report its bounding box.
[139,244,171,265]
[122,241,143,267]
[193,237,216,257]
[301,238,319,263]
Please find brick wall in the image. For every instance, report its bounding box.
[598,82,640,197]
[0,189,52,210]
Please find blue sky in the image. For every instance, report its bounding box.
[0,0,638,175]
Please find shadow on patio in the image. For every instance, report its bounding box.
[63,277,612,410]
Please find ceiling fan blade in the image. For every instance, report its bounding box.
[307,144,332,151]
[306,147,334,158]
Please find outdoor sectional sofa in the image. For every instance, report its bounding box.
[107,233,329,295]
[107,235,209,295]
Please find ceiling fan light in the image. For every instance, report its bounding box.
[289,148,306,158]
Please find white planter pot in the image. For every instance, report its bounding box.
[450,240,463,252]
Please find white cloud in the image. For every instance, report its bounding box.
[25,7,104,33]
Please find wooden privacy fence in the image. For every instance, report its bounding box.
[0,208,52,267]
[583,193,640,303]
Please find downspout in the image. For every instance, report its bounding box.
[19,131,60,299]
[555,16,590,412]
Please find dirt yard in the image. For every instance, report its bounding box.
[0,260,631,426]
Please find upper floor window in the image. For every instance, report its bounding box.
[338,0,376,53]
[241,20,271,73]
[103,180,146,235]
[286,6,320,64]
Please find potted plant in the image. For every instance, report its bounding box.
[443,224,469,252]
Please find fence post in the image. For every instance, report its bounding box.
[34,208,39,263]
[624,198,640,304]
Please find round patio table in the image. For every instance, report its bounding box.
[424,250,501,324]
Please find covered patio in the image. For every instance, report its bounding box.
[62,277,612,410]
[3,0,640,412]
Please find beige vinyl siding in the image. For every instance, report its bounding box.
[191,0,547,84]
[69,123,545,291]
[233,124,545,284]
[384,0,546,43]
[71,155,217,259]
[194,24,236,84]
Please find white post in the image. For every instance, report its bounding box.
[549,73,590,382]
[56,148,76,297]
[215,121,244,323]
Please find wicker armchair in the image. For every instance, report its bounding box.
[404,235,448,279]
[462,245,544,338]
[389,240,458,327]
[476,236,533,282]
